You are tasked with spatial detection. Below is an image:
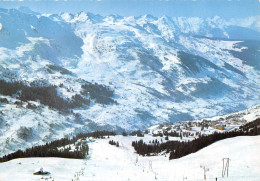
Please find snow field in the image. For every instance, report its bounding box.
[0,135,260,181]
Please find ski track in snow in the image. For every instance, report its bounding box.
[0,135,260,181]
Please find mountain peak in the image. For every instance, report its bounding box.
[142,14,157,20]
[0,7,259,156]
[18,6,39,15]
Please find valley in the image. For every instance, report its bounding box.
[0,5,259,181]
[0,8,259,156]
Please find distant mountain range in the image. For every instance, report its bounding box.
[0,7,259,156]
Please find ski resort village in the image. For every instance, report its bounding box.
[148,105,260,139]
[0,1,260,180]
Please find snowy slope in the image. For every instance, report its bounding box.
[0,135,259,181]
[0,8,260,155]
[202,104,260,123]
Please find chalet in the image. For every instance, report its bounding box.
[232,120,238,125]
[33,167,49,175]
[198,122,202,127]
[185,127,192,131]
[216,125,225,130]
[193,122,201,127]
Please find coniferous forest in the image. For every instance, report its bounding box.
[0,131,116,163]
[132,118,260,160]
[0,79,116,111]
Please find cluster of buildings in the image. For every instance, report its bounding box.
[148,115,248,138]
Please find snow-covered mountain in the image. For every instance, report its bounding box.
[0,8,259,155]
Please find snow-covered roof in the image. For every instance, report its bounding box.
[34,167,43,173]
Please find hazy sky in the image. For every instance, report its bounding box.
[0,0,259,18]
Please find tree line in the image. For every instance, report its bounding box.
[0,139,88,163]
[75,130,116,139]
[0,130,116,163]
[0,79,89,111]
[0,79,118,111]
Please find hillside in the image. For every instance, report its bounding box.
[0,7,259,156]
[0,135,259,181]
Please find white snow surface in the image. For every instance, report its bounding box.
[0,8,260,156]
[0,135,260,181]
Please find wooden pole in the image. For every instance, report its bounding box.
[222,159,224,177]
[222,158,230,178]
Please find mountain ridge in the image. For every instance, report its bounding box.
[0,7,259,156]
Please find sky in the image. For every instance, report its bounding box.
[0,0,259,18]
